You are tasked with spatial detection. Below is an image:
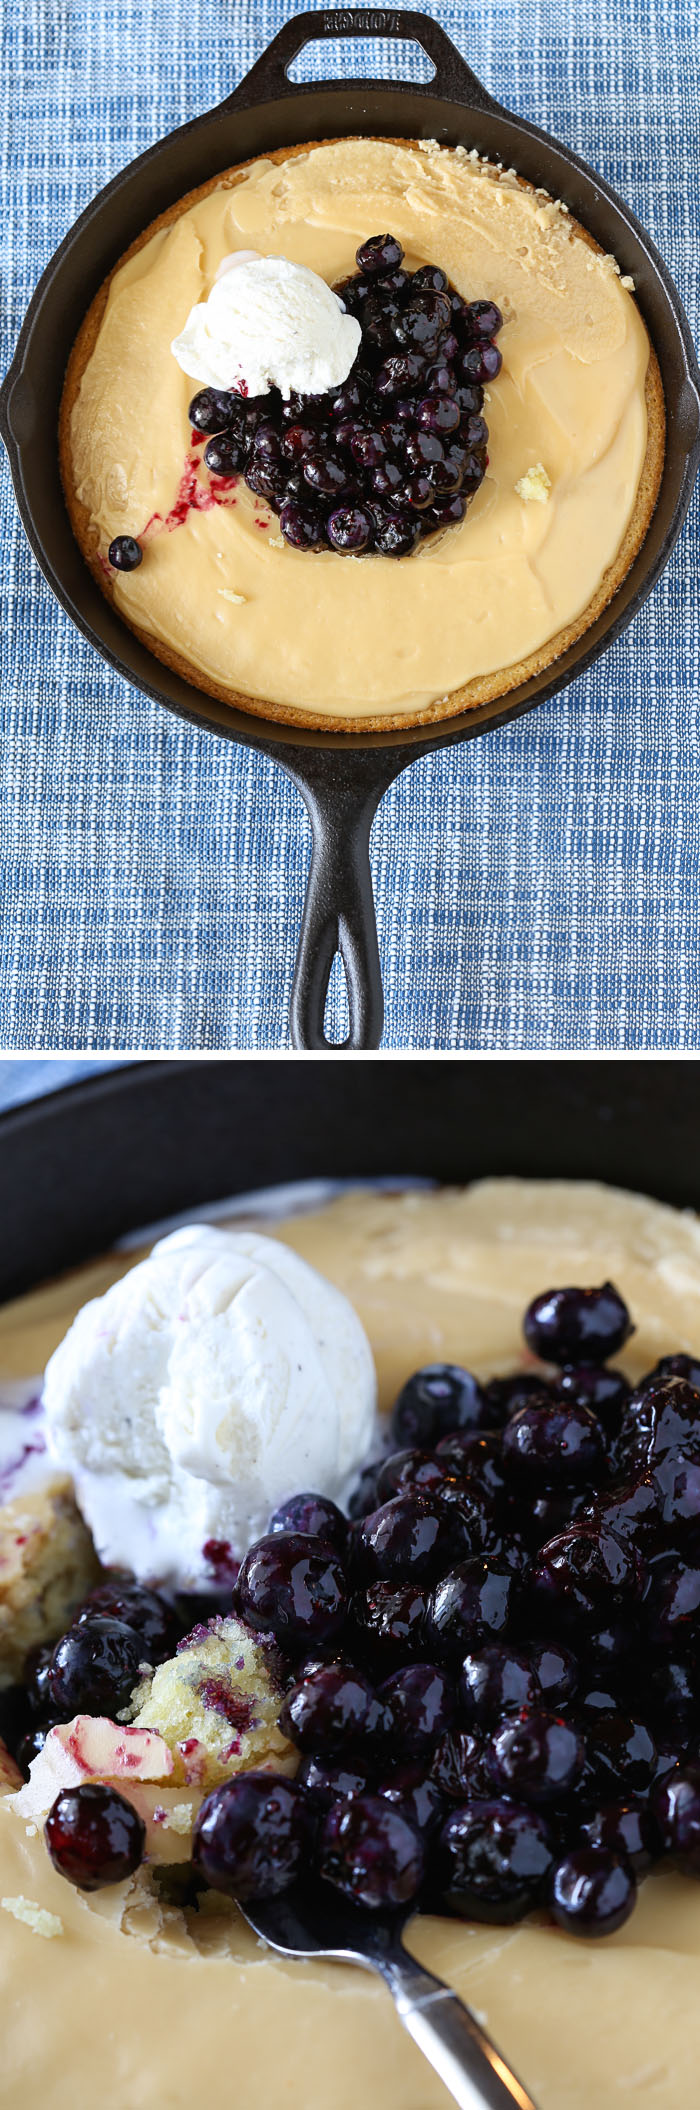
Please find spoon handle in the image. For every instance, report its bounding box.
[388,1957,540,2110]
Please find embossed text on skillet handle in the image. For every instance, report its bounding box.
[222,7,503,115]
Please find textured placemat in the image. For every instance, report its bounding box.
[1,0,698,1050]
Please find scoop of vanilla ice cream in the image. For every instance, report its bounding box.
[42,1226,377,1589]
[170,252,361,399]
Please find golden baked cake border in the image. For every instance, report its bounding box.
[59,138,666,736]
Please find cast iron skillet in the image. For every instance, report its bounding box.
[2,1057,700,1298]
[2,10,699,1051]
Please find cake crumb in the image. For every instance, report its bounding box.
[218,589,246,605]
[1,1896,64,1939]
[515,463,552,505]
[620,274,635,291]
[159,1802,195,1836]
[268,534,285,549]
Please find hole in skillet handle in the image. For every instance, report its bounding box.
[285,750,401,1051]
[223,7,502,115]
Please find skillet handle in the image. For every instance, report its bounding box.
[283,750,401,1051]
[225,9,500,115]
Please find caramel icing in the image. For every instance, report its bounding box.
[3,1177,700,2109]
[65,139,653,724]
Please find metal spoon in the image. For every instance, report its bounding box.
[236,1885,539,2110]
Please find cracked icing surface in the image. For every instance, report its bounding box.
[2,1179,700,2106]
[61,137,658,728]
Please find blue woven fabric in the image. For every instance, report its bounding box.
[1,0,698,1051]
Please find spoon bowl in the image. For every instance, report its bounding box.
[237,1882,540,2110]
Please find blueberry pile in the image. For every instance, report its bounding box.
[12,1277,700,1934]
[184,234,500,558]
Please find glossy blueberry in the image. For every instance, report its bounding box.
[428,1560,516,1663]
[648,1658,700,1731]
[296,1756,370,1809]
[417,392,461,435]
[466,300,503,340]
[460,1646,539,1728]
[429,494,468,527]
[279,501,326,550]
[434,1799,554,1921]
[236,1531,348,1647]
[374,351,427,396]
[652,1739,686,1787]
[426,1479,496,1557]
[586,1710,657,1794]
[650,1352,700,1389]
[329,380,364,419]
[483,1373,552,1423]
[376,1449,455,1503]
[548,1846,636,1936]
[391,1365,490,1447]
[558,1365,630,1424]
[356,234,405,276]
[48,1618,146,1718]
[245,460,285,507]
[396,294,452,351]
[204,432,246,476]
[371,462,404,502]
[379,1663,455,1756]
[327,505,374,553]
[278,1663,382,1753]
[485,1709,584,1805]
[281,421,320,462]
[45,1783,145,1891]
[581,1801,657,1874]
[188,386,243,433]
[377,1763,445,1835]
[435,1431,507,1504]
[78,1581,178,1663]
[405,473,435,510]
[523,1283,632,1365]
[251,422,283,463]
[193,1773,307,1899]
[431,450,469,497]
[373,512,421,557]
[348,426,386,469]
[644,1560,700,1647]
[459,343,502,382]
[412,264,449,293]
[319,1791,424,1908]
[374,268,410,302]
[617,1375,700,1473]
[454,382,485,417]
[585,1476,660,1551]
[651,1452,700,1534]
[525,1489,591,1549]
[268,1493,348,1551]
[303,452,349,497]
[404,428,445,472]
[528,1640,579,1707]
[108,535,142,571]
[425,361,456,395]
[531,1526,644,1625]
[354,1493,474,1586]
[351,1578,428,1667]
[430,1728,489,1801]
[652,1764,700,1868]
[502,1399,605,1486]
